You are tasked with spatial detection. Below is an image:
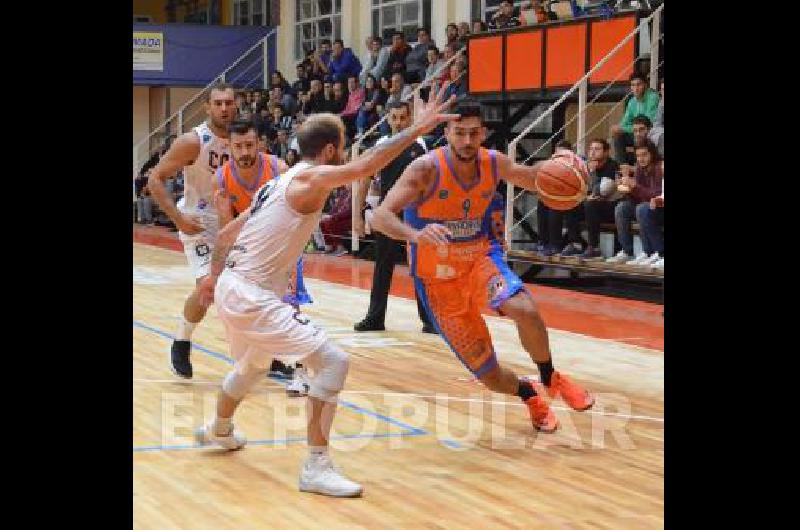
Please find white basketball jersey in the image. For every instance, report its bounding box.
[226,161,321,292]
[179,122,230,214]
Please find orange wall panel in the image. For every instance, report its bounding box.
[590,16,636,84]
[468,36,503,93]
[505,31,543,90]
[545,24,587,88]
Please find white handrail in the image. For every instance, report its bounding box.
[133,28,277,155]
[505,3,663,244]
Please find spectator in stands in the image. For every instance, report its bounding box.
[270,85,297,116]
[611,73,660,164]
[135,170,154,224]
[356,74,385,136]
[285,149,299,167]
[292,63,310,95]
[547,140,586,257]
[385,30,411,79]
[643,160,664,270]
[270,71,293,95]
[521,0,557,24]
[250,90,264,113]
[328,39,362,83]
[472,20,488,33]
[386,72,413,106]
[271,128,291,159]
[326,80,348,114]
[606,140,663,265]
[360,36,390,87]
[258,134,269,154]
[341,75,365,138]
[319,185,352,256]
[443,58,467,100]
[446,23,462,50]
[617,115,661,164]
[424,46,447,89]
[254,105,271,137]
[651,78,664,155]
[582,138,621,259]
[304,79,326,114]
[489,0,522,31]
[405,27,435,85]
[457,22,471,46]
[272,105,293,132]
[309,40,333,79]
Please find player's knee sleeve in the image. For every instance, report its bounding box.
[308,340,350,402]
[222,368,265,401]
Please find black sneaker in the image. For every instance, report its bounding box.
[170,340,193,379]
[269,359,295,379]
[354,319,386,332]
[421,324,438,334]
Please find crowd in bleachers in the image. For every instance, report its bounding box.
[135,0,663,269]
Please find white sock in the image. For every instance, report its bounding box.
[308,445,328,462]
[213,416,233,436]
[176,318,197,342]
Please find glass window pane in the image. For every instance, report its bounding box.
[302,22,314,39]
[253,13,263,25]
[382,5,396,26]
[318,18,332,38]
[295,28,303,59]
[300,1,313,20]
[253,0,263,14]
[372,10,379,40]
[401,2,419,24]
[402,25,416,42]
[318,0,333,16]
[335,0,342,13]
[334,16,341,41]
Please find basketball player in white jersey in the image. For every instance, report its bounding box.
[192,84,459,497]
[148,83,235,378]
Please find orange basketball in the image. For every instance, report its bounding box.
[534,152,590,211]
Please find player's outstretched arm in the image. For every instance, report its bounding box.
[371,156,452,246]
[148,133,203,234]
[493,151,547,193]
[198,208,250,305]
[287,83,459,215]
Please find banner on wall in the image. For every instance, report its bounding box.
[133,32,164,71]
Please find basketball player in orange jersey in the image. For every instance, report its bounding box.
[214,120,312,394]
[148,83,235,379]
[372,97,594,432]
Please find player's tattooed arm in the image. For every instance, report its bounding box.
[148,132,203,234]
[372,156,452,245]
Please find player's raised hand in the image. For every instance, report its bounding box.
[214,188,232,214]
[412,81,460,136]
[198,274,217,306]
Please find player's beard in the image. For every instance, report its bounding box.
[237,155,256,168]
[453,146,477,162]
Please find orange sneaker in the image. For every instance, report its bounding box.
[545,371,595,411]
[525,395,559,433]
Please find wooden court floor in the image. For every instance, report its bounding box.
[133,242,664,529]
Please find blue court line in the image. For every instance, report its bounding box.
[441,439,462,449]
[133,431,426,453]
[132,319,457,448]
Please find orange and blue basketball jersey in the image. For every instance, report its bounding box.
[214,152,280,216]
[404,146,499,281]
[405,147,525,377]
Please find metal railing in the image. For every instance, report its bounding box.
[133,28,277,185]
[504,3,663,245]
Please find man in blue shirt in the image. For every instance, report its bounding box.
[328,39,362,83]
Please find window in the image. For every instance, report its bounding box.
[133,15,153,23]
[295,0,343,60]
[371,0,431,44]
[233,0,270,26]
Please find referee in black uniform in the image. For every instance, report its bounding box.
[354,101,435,333]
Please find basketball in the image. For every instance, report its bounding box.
[534,153,590,210]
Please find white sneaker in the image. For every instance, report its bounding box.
[605,250,632,264]
[299,456,363,497]
[628,252,651,266]
[652,257,664,270]
[194,422,247,450]
[286,366,310,397]
[643,252,662,266]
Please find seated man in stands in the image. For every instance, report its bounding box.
[328,39,362,83]
[489,0,522,30]
[582,138,620,259]
[618,115,663,165]
[319,185,353,257]
[610,73,660,164]
[639,160,664,270]
[606,140,663,265]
